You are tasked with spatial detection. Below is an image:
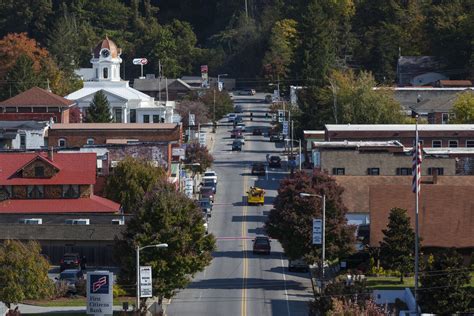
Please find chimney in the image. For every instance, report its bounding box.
[432,168,438,184]
[48,147,54,161]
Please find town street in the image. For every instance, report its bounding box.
[167,95,313,316]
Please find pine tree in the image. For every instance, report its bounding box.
[379,208,417,283]
[419,248,471,314]
[2,54,39,99]
[85,90,112,123]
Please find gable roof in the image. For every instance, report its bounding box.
[0,87,74,107]
[410,93,458,112]
[0,152,96,185]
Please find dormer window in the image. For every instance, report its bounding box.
[35,166,45,177]
[27,185,44,199]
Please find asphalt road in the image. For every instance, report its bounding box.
[167,95,313,316]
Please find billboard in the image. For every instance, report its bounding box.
[87,271,113,316]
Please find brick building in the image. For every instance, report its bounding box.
[312,141,456,176]
[325,124,474,148]
[0,87,74,123]
[0,151,123,265]
[47,123,182,148]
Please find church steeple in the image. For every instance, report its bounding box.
[90,36,122,82]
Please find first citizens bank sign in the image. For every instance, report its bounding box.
[87,271,114,316]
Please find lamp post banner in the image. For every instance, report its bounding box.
[140,266,153,298]
[312,219,322,245]
[87,271,113,316]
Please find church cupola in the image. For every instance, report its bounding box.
[90,36,122,82]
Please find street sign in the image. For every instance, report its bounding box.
[189,114,195,126]
[87,271,113,316]
[312,219,322,245]
[218,81,223,92]
[140,266,152,298]
[282,121,289,135]
[132,58,148,65]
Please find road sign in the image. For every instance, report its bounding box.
[282,121,289,135]
[132,58,148,65]
[87,271,113,316]
[140,266,152,298]
[199,132,206,146]
[312,219,322,245]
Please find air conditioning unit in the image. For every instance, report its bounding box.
[65,219,90,225]
[19,218,42,225]
[111,219,124,225]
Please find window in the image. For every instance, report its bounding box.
[87,138,94,145]
[27,185,44,199]
[428,167,444,176]
[432,140,442,148]
[466,140,474,148]
[448,140,458,148]
[58,138,66,147]
[130,109,136,123]
[19,218,42,225]
[367,168,380,176]
[114,108,122,123]
[143,115,150,123]
[442,113,449,124]
[62,185,79,198]
[103,67,108,79]
[332,168,345,175]
[20,133,26,148]
[95,68,99,79]
[413,139,424,146]
[34,166,44,177]
[397,168,411,176]
[153,115,160,123]
[0,186,12,200]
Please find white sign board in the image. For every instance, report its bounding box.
[132,58,148,65]
[87,271,113,316]
[282,121,289,136]
[218,81,223,92]
[312,219,322,245]
[199,132,206,146]
[278,110,284,123]
[189,114,195,126]
[172,147,185,158]
[140,266,153,298]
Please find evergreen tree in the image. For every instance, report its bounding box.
[419,248,471,314]
[2,54,39,99]
[116,181,216,307]
[379,208,417,283]
[85,90,112,123]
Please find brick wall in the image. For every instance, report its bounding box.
[22,160,56,178]
[48,125,182,148]
[320,150,456,176]
[0,112,64,122]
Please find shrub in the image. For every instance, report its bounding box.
[75,279,87,296]
[113,284,127,298]
[53,281,69,298]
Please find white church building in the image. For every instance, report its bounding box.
[67,37,174,123]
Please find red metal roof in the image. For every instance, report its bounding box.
[0,87,74,107]
[0,195,120,214]
[0,152,96,185]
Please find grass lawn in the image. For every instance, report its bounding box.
[23,297,134,307]
[366,272,474,290]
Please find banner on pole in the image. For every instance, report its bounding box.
[139,266,152,298]
[282,121,289,135]
[312,219,322,245]
[189,114,195,126]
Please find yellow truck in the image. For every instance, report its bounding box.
[247,187,265,206]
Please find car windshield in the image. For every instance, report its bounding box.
[201,188,213,193]
[255,238,268,245]
[204,172,215,177]
[60,273,77,280]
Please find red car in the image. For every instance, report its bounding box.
[231,129,242,138]
[252,236,271,255]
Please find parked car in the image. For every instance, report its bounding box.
[231,129,242,138]
[228,113,237,122]
[203,170,217,180]
[237,88,256,95]
[251,162,266,176]
[232,140,242,151]
[268,155,282,168]
[253,128,263,135]
[202,178,217,193]
[198,198,213,217]
[252,236,271,255]
[270,133,284,142]
[200,186,215,202]
[288,258,309,272]
[60,253,82,272]
[57,269,84,293]
[202,214,209,234]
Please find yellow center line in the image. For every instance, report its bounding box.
[241,172,248,316]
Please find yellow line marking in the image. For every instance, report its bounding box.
[241,172,248,316]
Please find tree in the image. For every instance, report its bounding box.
[266,170,355,265]
[104,157,166,213]
[328,297,384,316]
[0,240,53,307]
[450,91,474,123]
[199,89,233,120]
[116,181,216,305]
[175,100,209,129]
[85,90,112,123]
[2,54,40,99]
[419,248,471,314]
[184,142,214,174]
[379,208,416,283]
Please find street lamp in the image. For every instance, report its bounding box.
[136,243,168,311]
[300,192,326,292]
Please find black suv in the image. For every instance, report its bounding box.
[251,163,266,176]
[268,155,282,168]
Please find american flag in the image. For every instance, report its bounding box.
[412,141,422,194]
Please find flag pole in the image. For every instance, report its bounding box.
[414,115,420,315]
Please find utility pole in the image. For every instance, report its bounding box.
[244,0,248,18]
[158,60,161,103]
[213,88,216,123]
